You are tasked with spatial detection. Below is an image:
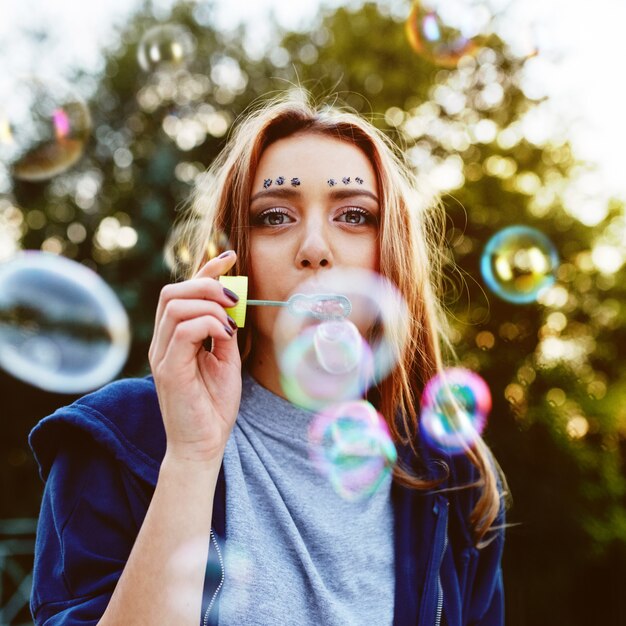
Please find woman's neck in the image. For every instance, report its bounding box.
[246,338,287,400]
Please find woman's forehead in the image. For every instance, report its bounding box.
[254,133,377,190]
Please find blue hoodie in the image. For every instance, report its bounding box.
[29,376,505,625]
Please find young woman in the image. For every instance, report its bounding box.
[29,94,506,625]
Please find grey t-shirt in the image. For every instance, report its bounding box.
[218,372,395,626]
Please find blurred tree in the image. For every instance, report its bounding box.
[1,1,625,624]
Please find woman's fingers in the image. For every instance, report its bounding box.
[194,249,236,279]
[158,314,236,374]
[154,253,238,329]
[149,250,241,373]
[150,299,237,365]
[154,278,238,330]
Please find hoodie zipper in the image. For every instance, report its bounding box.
[203,529,225,626]
[435,510,449,626]
[419,495,448,626]
[435,519,448,626]
[435,578,444,626]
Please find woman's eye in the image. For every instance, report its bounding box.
[257,209,292,226]
[267,213,286,225]
[337,208,372,225]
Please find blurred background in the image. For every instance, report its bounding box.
[1,0,625,624]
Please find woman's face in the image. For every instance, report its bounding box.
[248,131,380,345]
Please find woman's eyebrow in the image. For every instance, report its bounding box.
[249,187,379,203]
[328,188,379,203]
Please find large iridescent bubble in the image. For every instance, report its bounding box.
[480,225,559,304]
[273,268,409,410]
[420,367,492,454]
[0,77,91,182]
[308,400,397,501]
[279,322,374,411]
[137,24,196,73]
[0,251,130,393]
[405,0,491,67]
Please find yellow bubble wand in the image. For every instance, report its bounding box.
[219,276,351,327]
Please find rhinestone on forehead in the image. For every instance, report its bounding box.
[276,176,285,186]
[355,177,364,185]
[328,179,337,187]
[291,177,300,186]
[342,176,351,184]
[263,179,272,189]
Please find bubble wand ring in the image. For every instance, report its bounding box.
[248,294,352,320]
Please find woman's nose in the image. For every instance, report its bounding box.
[295,223,333,269]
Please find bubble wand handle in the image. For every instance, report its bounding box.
[246,299,289,307]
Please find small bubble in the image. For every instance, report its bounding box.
[308,400,397,501]
[405,0,487,67]
[481,225,559,304]
[137,24,196,73]
[0,77,91,182]
[420,367,492,454]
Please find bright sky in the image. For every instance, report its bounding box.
[1,0,625,205]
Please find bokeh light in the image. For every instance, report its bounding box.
[420,367,492,453]
[0,77,91,182]
[219,540,254,621]
[308,400,397,501]
[274,268,409,410]
[164,225,231,275]
[481,225,559,304]
[137,24,196,73]
[0,251,130,393]
[405,0,490,67]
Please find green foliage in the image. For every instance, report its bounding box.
[2,1,625,622]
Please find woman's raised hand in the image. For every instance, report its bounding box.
[149,251,242,464]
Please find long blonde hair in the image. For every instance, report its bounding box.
[176,92,503,544]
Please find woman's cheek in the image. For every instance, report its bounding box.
[250,307,278,343]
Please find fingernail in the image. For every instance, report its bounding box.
[218,250,234,259]
[226,315,238,331]
[223,324,234,337]
[223,287,239,303]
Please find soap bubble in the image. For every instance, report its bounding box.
[279,322,374,411]
[420,367,492,453]
[0,77,91,182]
[163,222,193,273]
[219,541,254,621]
[405,0,491,67]
[480,225,559,304]
[308,400,397,501]
[164,225,230,275]
[166,535,224,621]
[137,24,196,73]
[313,320,364,375]
[0,251,130,393]
[274,268,409,410]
